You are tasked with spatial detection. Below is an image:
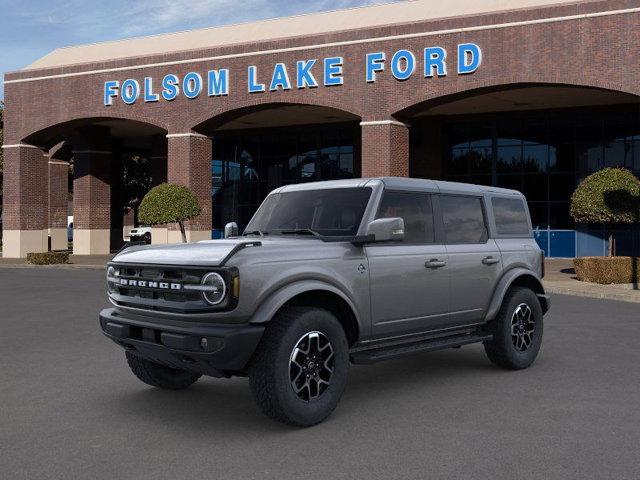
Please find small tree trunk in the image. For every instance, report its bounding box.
[178,221,187,243]
[608,234,614,257]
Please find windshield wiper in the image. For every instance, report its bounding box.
[276,228,321,237]
[243,230,267,236]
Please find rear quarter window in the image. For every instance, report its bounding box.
[492,197,531,236]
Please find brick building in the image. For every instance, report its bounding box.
[3,0,640,257]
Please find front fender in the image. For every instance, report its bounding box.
[484,268,546,321]
[248,279,363,328]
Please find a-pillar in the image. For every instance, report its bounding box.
[360,120,410,177]
[1,143,49,258]
[150,134,169,244]
[48,152,69,251]
[166,132,212,243]
[72,127,112,255]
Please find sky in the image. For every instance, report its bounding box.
[0,0,401,100]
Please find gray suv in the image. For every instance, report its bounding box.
[100,177,549,426]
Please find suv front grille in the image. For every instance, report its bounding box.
[108,264,213,313]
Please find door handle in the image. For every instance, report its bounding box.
[482,256,500,265]
[425,259,447,269]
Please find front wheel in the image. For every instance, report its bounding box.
[248,307,349,427]
[484,287,544,370]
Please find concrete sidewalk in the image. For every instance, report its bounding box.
[544,259,640,303]
[0,254,112,270]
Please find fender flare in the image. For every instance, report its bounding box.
[484,268,546,321]
[248,280,362,328]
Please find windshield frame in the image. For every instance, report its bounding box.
[244,185,377,241]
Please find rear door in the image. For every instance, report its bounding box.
[366,190,450,338]
[440,194,503,325]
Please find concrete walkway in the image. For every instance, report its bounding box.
[544,259,640,303]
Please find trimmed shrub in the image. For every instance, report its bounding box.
[570,168,640,224]
[27,251,70,265]
[138,183,202,243]
[573,256,640,284]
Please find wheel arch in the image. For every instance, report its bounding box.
[485,269,547,321]
[249,282,361,346]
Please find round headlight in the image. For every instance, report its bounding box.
[201,272,227,305]
[107,266,117,292]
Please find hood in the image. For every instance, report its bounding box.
[111,236,333,267]
[113,238,259,266]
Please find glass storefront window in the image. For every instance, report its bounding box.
[443,105,640,230]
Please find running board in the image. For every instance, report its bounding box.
[349,333,492,365]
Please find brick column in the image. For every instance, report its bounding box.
[1,144,49,258]
[166,133,212,243]
[360,120,410,178]
[48,159,69,251]
[150,134,169,244]
[72,127,112,255]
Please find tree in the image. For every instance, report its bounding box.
[570,167,640,256]
[121,153,152,223]
[138,183,202,243]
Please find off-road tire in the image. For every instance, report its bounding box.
[125,351,201,389]
[248,307,349,427]
[484,287,543,370]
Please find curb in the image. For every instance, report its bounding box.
[544,282,640,304]
[0,263,106,271]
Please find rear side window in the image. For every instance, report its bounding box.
[376,191,434,244]
[440,195,487,244]
[492,197,530,236]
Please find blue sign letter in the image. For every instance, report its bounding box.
[424,47,447,77]
[324,57,343,86]
[458,43,482,74]
[248,66,265,93]
[208,69,229,96]
[183,72,203,99]
[121,79,140,105]
[366,52,385,83]
[104,80,119,106]
[144,77,159,102]
[296,60,318,89]
[391,50,415,81]
[161,74,179,101]
[270,63,292,91]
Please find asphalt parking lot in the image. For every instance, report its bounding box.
[1,268,639,480]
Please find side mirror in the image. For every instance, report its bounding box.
[224,222,239,238]
[365,217,405,242]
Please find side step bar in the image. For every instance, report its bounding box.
[350,332,492,365]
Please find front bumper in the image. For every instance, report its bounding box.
[99,308,264,377]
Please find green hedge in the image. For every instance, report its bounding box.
[27,251,70,265]
[570,168,640,224]
[139,183,201,225]
[574,256,640,284]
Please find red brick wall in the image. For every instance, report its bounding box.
[48,161,68,229]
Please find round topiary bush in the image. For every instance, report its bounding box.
[570,168,640,224]
[138,183,202,243]
[570,168,640,257]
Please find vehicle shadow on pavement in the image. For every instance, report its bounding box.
[105,346,497,433]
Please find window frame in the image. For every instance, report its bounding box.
[439,193,490,245]
[489,195,533,239]
[373,190,440,246]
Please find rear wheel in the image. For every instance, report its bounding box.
[248,307,349,427]
[484,287,543,370]
[125,351,201,389]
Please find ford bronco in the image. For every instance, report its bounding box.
[100,177,549,426]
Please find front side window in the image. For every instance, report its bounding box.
[245,187,372,237]
[376,191,434,244]
[441,195,487,244]
[492,197,531,236]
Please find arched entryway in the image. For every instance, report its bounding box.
[4,117,167,256]
[194,103,361,237]
[396,84,640,257]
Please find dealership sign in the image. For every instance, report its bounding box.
[103,43,482,106]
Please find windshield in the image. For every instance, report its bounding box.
[245,187,372,237]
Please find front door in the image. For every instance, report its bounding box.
[366,191,450,338]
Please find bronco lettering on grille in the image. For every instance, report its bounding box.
[118,278,182,290]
